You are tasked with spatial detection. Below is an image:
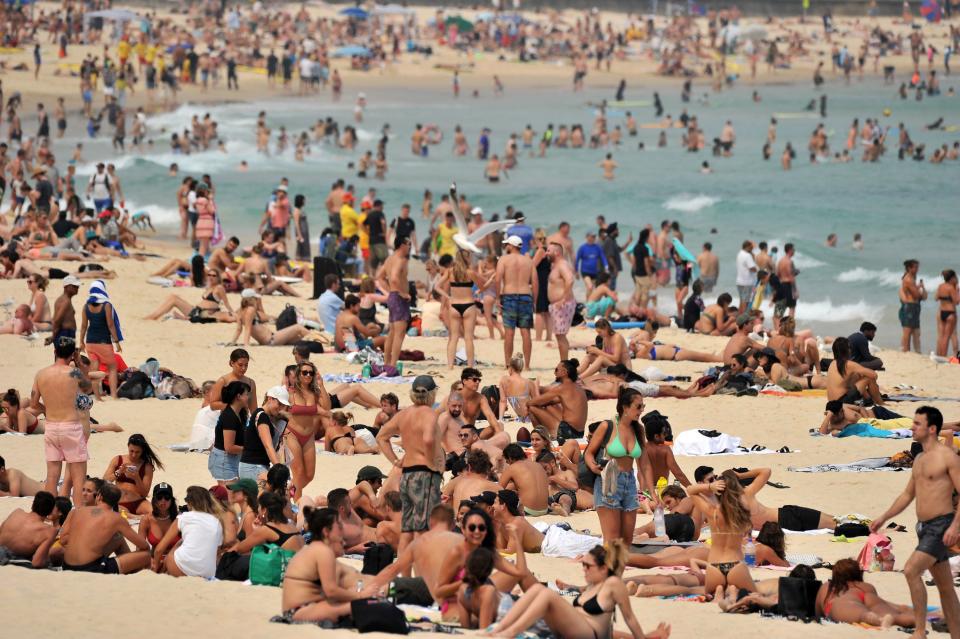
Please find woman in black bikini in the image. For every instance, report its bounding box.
[144,268,235,322]
[280,508,379,622]
[437,249,481,369]
[324,411,378,455]
[935,269,959,357]
[286,361,325,500]
[686,470,757,599]
[490,540,670,639]
[219,492,303,581]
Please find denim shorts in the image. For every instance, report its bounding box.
[594,470,639,511]
[238,461,268,480]
[208,448,239,481]
[501,294,533,329]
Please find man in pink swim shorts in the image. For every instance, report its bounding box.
[547,241,577,361]
[31,336,89,506]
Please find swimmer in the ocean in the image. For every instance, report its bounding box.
[600,153,617,180]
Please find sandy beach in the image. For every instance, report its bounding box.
[1,236,959,637]
[1,1,960,637]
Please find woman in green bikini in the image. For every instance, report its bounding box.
[583,387,655,544]
[686,470,758,599]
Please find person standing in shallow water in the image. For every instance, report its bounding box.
[899,259,927,353]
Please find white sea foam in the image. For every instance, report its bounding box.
[792,252,826,269]
[792,298,884,323]
[663,194,719,213]
[837,267,944,289]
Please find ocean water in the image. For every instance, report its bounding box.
[70,79,959,348]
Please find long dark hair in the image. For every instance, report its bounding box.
[151,490,179,520]
[305,507,338,542]
[128,434,164,470]
[2,388,20,407]
[463,547,496,587]
[615,386,645,445]
[827,558,863,597]
[757,522,786,559]
[832,337,850,377]
[258,491,288,524]
[222,381,250,408]
[462,508,496,549]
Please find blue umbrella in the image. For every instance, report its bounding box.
[332,45,371,58]
[339,7,369,19]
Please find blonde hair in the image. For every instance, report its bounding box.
[452,251,470,283]
[410,388,437,407]
[779,316,795,337]
[331,411,354,426]
[509,353,525,373]
[589,539,629,577]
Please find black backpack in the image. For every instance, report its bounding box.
[275,305,298,330]
[361,542,394,575]
[480,385,500,420]
[191,254,205,287]
[117,370,154,400]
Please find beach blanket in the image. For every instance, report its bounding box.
[836,423,911,439]
[887,394,960,402]
[789,457,899,473]
[673,429,795,456]
[321,373,411,384]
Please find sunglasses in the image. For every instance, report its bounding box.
[155,495,172,501]
[704,476,716,483]
[299,370,315,376]
[466,523,487,532]
[581,561,597,569]
[457,432,472,439]
[466,377,481,383]
[206,271,218,276]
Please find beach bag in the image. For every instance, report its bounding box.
[188,307,217,324]
[361,543,395,575]
[369,364,399,377]
[577,420,615,488]
[117,370,153,400]
[777,576,821,619]
[249,543,296,586]
[191,254,205,287]
[857,533,895,571]
[275,304,299,331]
[351,599,409,634]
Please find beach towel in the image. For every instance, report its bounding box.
[887,394,960,402]
[534,523,602,559]
[88,280,124,342]
[672,430,795,456]
[837,423,911,439]
[321,373,411,385]
[789,457,898,473]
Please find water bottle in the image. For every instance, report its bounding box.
[744,536,756,567]
[653,505,666,537]
[356,578,364,593]
[396,362,404,376]
[361,364,372,378]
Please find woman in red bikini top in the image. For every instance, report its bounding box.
[0,388,42,434]
[285,361,327,500]
[816,558,914,628]
[138,482,181,549]
[102,433,163,516]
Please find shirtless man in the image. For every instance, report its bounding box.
[547,242,576,361]
[579,319,630,378]
[496,235,536,369]
[208,236,241,283]
[46,275,81,345]
[458,368,508,446]
[376,375,444,555]
[484,154,503,183]
[499,445,550,516]
[547,222,575,264]
[372,393,400,430]
[327,488,376,552]
[644,420,691,486]
[373,505,461,605]
[324,179,345,233]
[599,153,618,180]
[580,368,715,400]
[0,455,43,496]
[59,482,151,574]
[443,449,499,513]
[493,489,545,553]
[871,406,960,639]
[439,393,470,455]
[376,235,412,368]
[526,360,588,440]
[817,400,930,436]
[899,259,927,353]
[0,491,58,566]
[696,243,720,292]
[719,120,736,156]
[334,294,384,352]
[722,314,766,365]
[738,467,836,531]
[775,243,799,322]
[459,423,504,473]
[31,336,88,506]
[537,449,587,515]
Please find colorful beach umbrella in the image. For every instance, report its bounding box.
[445,15,474,32]
[920,0,942,22]
[339,7,369,19]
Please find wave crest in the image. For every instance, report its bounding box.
[663,194,719,213]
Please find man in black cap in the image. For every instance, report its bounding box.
[352,465,387,526]
[376,375,444,555]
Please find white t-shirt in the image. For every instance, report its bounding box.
[89,172,111,200]
[173,511,222,578]
[735,249,757,286]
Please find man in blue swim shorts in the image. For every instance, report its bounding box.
[497,235,535,370]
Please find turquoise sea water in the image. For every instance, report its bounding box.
[72,79,959,348]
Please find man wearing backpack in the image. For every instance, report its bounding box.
[86,162,113,213]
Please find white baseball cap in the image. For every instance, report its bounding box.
[63,275,83,287]
[265,385,291,406]
[502,235,523,247]
[470,207,483,216]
